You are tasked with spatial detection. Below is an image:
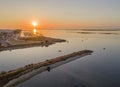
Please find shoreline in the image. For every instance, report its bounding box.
[0,50,93,87]
[0,36,66,52]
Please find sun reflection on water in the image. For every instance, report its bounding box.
[33,28,37,35]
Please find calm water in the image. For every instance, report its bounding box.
[0,30,120,87]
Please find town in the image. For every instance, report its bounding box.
[0,29,66,50]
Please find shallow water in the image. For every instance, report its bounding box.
[0,30,120,87]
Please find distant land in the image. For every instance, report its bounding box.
[0,28,120,31]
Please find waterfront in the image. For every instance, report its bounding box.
[0,29,120,87]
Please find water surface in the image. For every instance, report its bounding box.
[0,30,120,87]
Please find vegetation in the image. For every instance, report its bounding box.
[13,29,22,34]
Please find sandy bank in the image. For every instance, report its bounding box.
[0,50,93,87]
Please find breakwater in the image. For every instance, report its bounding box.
[0,50,93,87]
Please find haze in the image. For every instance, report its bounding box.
[0,0,120,29]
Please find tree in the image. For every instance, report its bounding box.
[13,29,22,34]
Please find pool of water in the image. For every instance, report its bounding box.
[0,30,120,87]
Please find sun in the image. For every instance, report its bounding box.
[32,21,37,27]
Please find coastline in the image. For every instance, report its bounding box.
[0,50,93,87]
[0,36,66,52]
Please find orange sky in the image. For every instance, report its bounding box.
[0,0,120,29]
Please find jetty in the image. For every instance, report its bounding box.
[0,50,93,87]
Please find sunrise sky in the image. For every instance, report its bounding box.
[0,0,120,29]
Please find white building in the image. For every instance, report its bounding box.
[0,29,22,47]
[0,41,10,47]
